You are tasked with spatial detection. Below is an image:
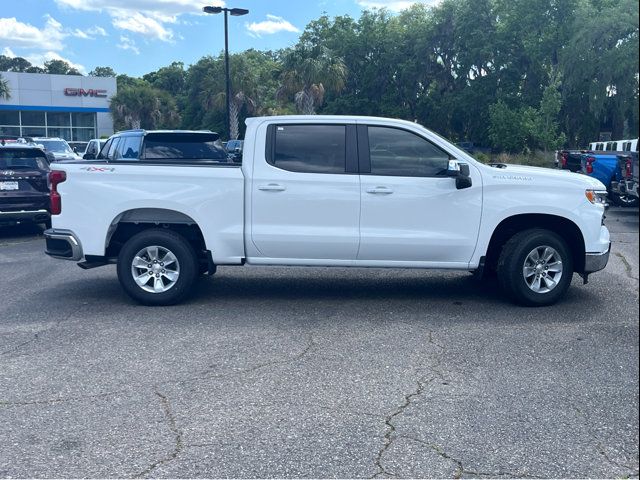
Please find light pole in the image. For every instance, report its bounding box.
[203,5,249,140]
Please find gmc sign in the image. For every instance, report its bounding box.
[64,88,107,98]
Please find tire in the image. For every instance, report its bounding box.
[117,229,198,306]
[497,229,573,307]
[609,191,639,208]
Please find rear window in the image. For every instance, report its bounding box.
[0,149,49,169]
[143,133,228,163]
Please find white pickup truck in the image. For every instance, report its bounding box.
[44,116,611,306]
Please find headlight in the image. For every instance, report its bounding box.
[585,189,608,205]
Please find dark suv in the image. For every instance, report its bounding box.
[0,145,51,227]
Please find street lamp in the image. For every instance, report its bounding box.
[203,5,249,140]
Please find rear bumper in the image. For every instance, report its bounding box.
[584,242,611,274]
[0,209,49,225]
[610,181,626,195]
[44,229,83,261]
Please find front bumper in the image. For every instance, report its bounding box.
[0,209,50,225]
[44,229,83,261]
[584,242,611,274]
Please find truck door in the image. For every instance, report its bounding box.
[357,124,482,265]
[250,123,360,260]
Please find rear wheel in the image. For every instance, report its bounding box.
[497,229,573,306]
[117,229,198,305]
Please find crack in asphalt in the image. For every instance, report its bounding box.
[402,435,544,479]
[173,333,316,386]
[0,335,315,408]
[370,330,446,479]
[370,377,434,478]
[614,252,639,282]
[134,389,183,479]
[572,404,639,476]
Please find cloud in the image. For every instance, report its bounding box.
[0,15,66,51]
[117,36,141,55]
[71,26,108,39]
[112,12,173,41]
[2,47,17,57]
[356,0,440,11]
[55,0,223,41]
[246,14,300,37]
[25,51,87,74]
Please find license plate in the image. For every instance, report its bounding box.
[0,181,19,191]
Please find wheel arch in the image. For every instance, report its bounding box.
[105,208,207,260]
[485,214,586,274]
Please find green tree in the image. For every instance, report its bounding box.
[0,73,10,100]
[0,55,33,72]
[277,45,347,114]
[143,61,186,96]
[110,84,180,130]
[43,59,82,75]
[89,66,117,77]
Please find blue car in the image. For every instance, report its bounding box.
[581,152,639,207]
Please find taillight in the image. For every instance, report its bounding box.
[585,156,596,174]
[561,152,568,168]
[626,158,632,178]
[49,170,66,215]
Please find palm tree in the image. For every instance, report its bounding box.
[201,56,259,140]
[0,74,11,100]
[277,46,347,115]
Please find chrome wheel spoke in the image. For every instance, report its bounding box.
[134,272,151,286]
[542,276,557,289]
[146,246,159,261]
[153,276,164,292]
[132,256,149,269]
[523,266,536,278]
[163,270,179,282]
[162,251,178,267]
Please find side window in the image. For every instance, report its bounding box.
[270,124,346,174]
[115,136,142,160]
[107,137,121,161]
[367,126,450,177]
[97,138,112,159]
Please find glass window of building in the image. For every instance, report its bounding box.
[47,112,71,127]
[22,127,46,137]
[0,110,19,126]
[21,111,46,126]
[72,112,95,128]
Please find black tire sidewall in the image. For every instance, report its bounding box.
[117,229,197,305]
[500,230,573,307]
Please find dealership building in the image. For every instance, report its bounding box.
[0,71,116,141]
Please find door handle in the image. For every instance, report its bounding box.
[258,183,286,192]
[366,186,393,194]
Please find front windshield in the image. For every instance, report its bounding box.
[38,140,74,154]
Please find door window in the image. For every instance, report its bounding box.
[367,126,450,177]
[115,136,142,160]
[270,124,346,174]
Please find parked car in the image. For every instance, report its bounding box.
[44,116,610,307]
[68,141,89,155]
[0,144,51,228]
[225,139,244,163]
[32,137,81,162]
[555,150,588,172]
[589,138,638,153]
[580,152,639,207]
[82,139,107,160]
[611,153,639,200]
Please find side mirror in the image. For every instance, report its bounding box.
[446,159,461,177]
[456,175,473,189]
[83,153,96,160]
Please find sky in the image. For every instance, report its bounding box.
[0,0,437,78]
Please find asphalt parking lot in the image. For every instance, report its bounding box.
[0,207,638,479]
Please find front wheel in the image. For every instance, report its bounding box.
[117,229,198,306]
[497,229,573,307]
